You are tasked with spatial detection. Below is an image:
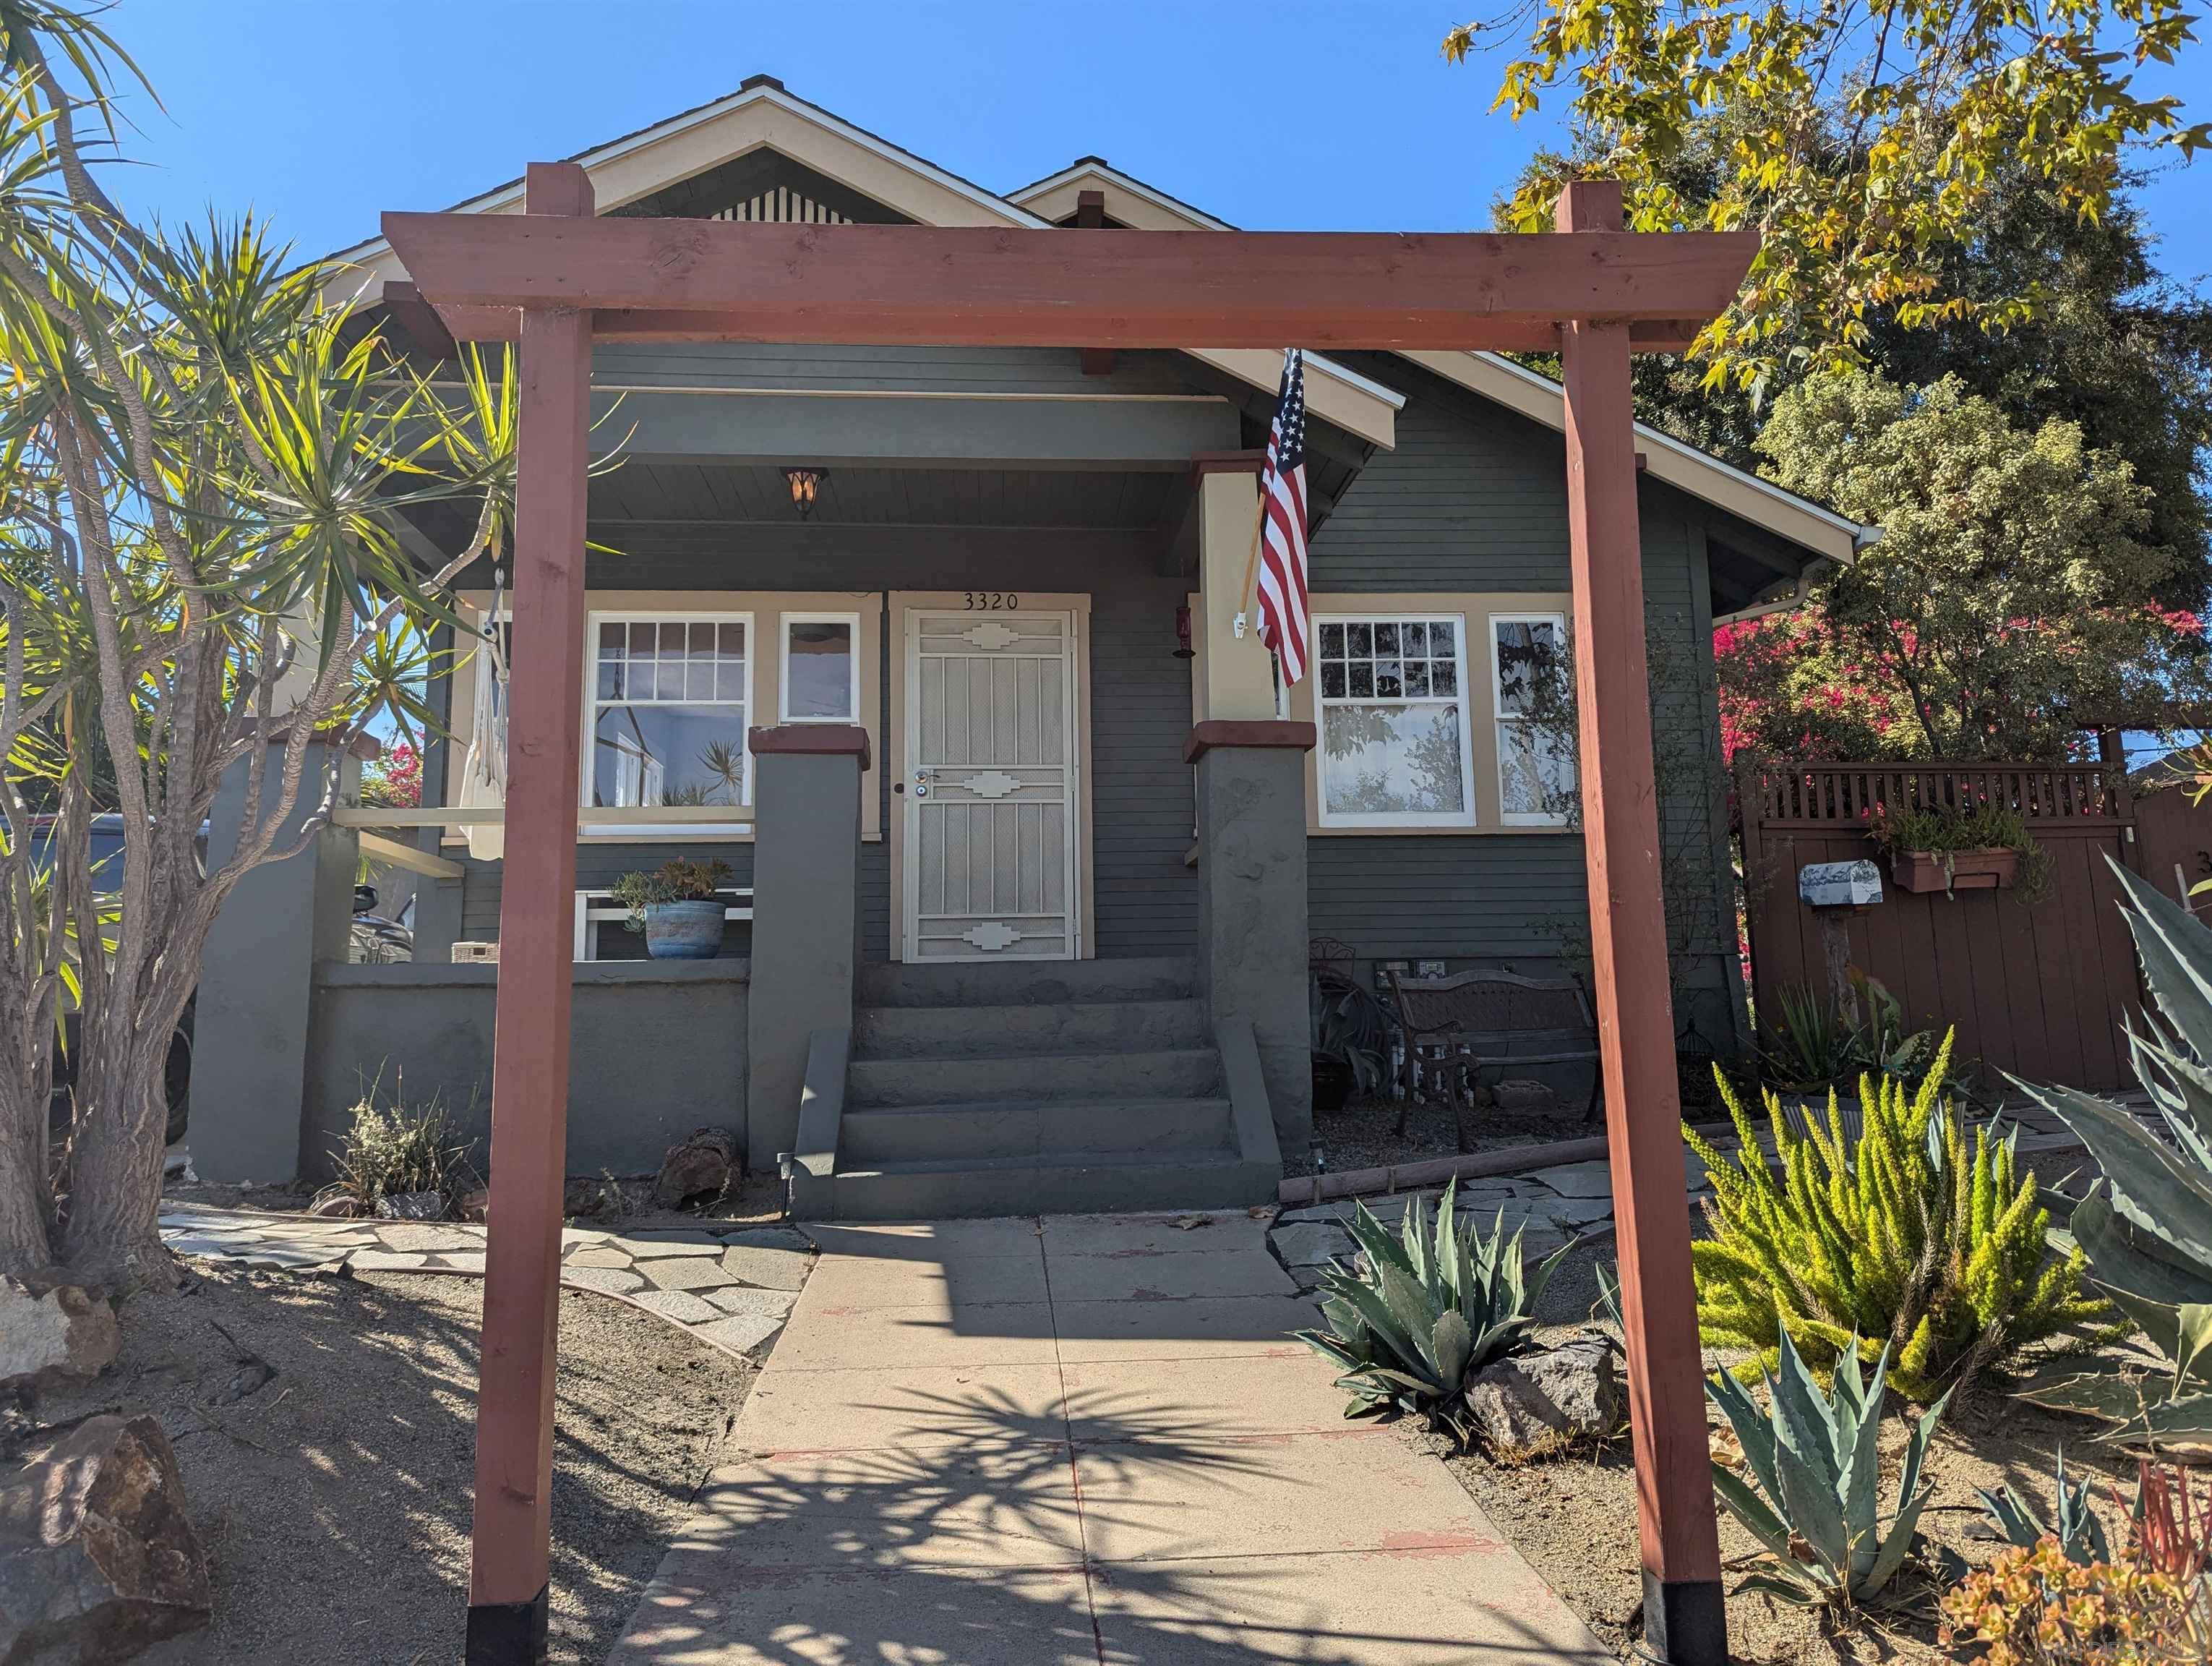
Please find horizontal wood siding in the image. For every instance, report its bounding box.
[1306,356,1746,1053]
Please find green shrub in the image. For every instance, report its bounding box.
[325,1072,477,1213]
[2014,861,2212,1453]
[1296,1179,1574,1439]
[1759,971,1938,1091]
[1707,1327,1952,1611]
[609,858,732,932]
[1688,1037,2113,1401]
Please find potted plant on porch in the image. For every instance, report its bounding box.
[1866,800,2049,900]
[610,858,733,960]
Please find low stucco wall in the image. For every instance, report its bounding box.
[300,960,749,1184]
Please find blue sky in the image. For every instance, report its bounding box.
[102,1,2212,294]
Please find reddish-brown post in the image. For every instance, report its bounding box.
[466,161,594,1666]
[1554,180,1726,1666]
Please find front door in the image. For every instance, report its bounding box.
[901,607,1081,960]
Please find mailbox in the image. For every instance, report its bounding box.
[1799,859,1883,908]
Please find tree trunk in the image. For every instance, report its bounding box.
[59,1029,178,1294]
[0,1067,56,1282]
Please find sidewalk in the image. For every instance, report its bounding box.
[608,1210,1613,1666]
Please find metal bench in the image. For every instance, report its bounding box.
[1383,967,1603,1147]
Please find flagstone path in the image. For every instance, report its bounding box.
[156,1204,813,1361]
[606,1209,1612,1666]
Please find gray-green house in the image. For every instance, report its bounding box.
[187,79,1861,1218]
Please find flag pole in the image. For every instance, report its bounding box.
[1233,500,1265,638]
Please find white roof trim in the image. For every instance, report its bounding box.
[326,84,1398,448]
[1013,160,1864,565]
[1399,350,1861,564]
[1010,161,1236,231]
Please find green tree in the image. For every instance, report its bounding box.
[0,6,513,1290]
[1728,370,2205,760]
[1448,0,2209,393]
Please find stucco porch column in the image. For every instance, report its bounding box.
[189,737,368,1184]
[744,724,868,1177]
[1187,721,1315,1161]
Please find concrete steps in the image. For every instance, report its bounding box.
[841,1096,1235,1163]
[803,955,1278,1221]
[853,998,1204,1060]
[823,1150,1280,1221]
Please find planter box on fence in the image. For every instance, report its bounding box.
[1888,847,2019,894]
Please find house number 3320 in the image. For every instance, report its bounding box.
[963,591,1019,610]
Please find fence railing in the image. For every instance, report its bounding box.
[1742,761,2122,830]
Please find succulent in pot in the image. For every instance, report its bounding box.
[609,858,733,960]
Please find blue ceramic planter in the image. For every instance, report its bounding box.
[643,898,725,960]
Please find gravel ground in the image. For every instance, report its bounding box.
[20,1262,755,1665]
[1431,1242,2145,1666]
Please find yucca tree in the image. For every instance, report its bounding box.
[0,4,515,1290]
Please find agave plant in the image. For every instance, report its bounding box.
[1707,1327,1952,1610]
[1689,1037,2111,1401]
[2012,860,2212,1453]
[1296,1179,1575,1437]
[1976,1450,2111,1566]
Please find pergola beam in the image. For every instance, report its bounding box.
[380,216,1755,350]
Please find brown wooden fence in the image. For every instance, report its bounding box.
[1738,761,2142,1092]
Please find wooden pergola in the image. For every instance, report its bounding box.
[382,163,1756,1666]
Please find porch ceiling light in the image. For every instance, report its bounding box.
[784,466,826,520]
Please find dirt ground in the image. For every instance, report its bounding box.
[161,1168,788,1233]
[14,1262,753,1665]
[1437,1243,2146,1666]
[1313,1093,1606,1172]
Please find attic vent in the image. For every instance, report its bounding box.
[713,187,851,225]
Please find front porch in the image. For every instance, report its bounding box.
[193,411,1328,1218]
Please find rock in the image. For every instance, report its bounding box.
[373,1191,447,1221]
[0,1414,210,1660]
[0,1281,120,1391]
[458,1189,489,1223]
[1462,1330,1627,1460]
[1271,1221,1353,1270]
[1519,1160,1615,1200]
[306,1193,361,1220]
[654,1127,740,1211]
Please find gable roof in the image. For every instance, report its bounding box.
[1007,160,1865,568]
[328,77,1402,450]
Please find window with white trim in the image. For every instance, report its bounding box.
[586,612,753,811]
[779,612,860,722]
[1490,613,1576,825]
[1313,614,1477,828]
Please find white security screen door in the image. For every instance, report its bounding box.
[902,609,1081,960]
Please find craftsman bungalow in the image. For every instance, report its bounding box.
[187,79,1861,1218]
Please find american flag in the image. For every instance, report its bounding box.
[1254,349,1311,683]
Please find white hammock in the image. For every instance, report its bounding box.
[455,577,507,863]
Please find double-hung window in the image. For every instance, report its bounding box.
[1313,614,1478,828]
[1490,613,1575,826]
[779,612,861,722]
[586,612,753,819]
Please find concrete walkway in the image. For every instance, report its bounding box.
[609,1210,1611,1666]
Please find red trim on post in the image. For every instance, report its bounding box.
[748,723,872,772]
[468,161,593,1645]
[1183,720,1316,763]
[1189,449,1266,479]
[1554,179,1726,1666]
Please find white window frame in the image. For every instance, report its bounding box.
[1311,611,1480,830]
[581,608,755,837]
[777,610,864,724]
[1488,610,1574,828]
